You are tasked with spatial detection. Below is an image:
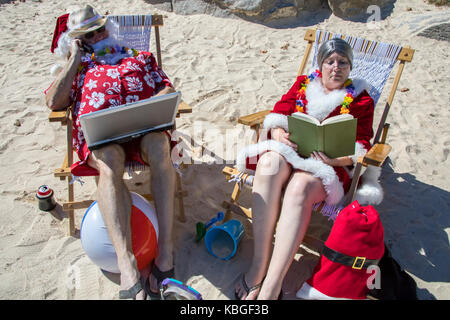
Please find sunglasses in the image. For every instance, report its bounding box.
[83,26,106,40]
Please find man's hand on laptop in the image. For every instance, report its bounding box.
[155,86,176,97]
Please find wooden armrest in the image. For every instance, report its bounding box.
[238,110,271,127]
[49,109,69,123]
[363,143,392,167]
[222,166,240,180]
[178,100,192,114]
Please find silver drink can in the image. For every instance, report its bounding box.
[36,185,57,211]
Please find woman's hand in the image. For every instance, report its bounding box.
[311,151,353,167]
[271,127,297,151]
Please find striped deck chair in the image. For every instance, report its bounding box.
[49,15,192,236]
[222,29,414,250]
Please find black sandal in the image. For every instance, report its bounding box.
[234,273,263,300]
[119,281,144,300]
[146,264,175,300]
[234,273,283,300]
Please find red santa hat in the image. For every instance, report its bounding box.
[51,13,69,53]
[297,200,385,300]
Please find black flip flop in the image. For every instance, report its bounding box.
[146,264,175,300]
[234,273,283,300]
[234,273,263,300]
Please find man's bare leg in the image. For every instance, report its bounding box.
[88,144,145,300]
[140,132,176,293]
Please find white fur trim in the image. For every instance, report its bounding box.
[296,282,350,300]
[304,77,370,122]
[236,140,344,205]
[306,77,347,122]
[354,166,383,205]
[262,112,288,131]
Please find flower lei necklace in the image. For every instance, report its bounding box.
[79,45,139,72]
[296,69,355,115]
[88,45,139,62]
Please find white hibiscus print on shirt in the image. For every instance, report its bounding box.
[143,74,155,89]
[126,95,139,103]
[108,98,121,107]
[86,92,105,109]
[107,68,120,79]
[126,76,143,92]
[85,79,98,90]
[151,71,163,83]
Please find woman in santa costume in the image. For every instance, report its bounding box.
[235,38,382,300]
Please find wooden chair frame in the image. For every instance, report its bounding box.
[49,15,192,236]
[222,28,414,248]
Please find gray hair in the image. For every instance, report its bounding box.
[317,38,353,70]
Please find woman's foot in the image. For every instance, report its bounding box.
[234,272,265,300]
[257,276,283,300]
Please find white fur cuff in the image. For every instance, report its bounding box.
[263,113,288,132]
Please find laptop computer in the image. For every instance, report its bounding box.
[79,91,181,150]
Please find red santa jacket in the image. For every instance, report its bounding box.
[236,75,381,205]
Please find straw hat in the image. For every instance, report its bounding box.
[67,4,106,38]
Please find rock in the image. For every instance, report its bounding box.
[327,0,393,19]
[213,0,326,22]
[145,0,327,22]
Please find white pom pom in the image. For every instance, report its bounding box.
[50,64,63,76]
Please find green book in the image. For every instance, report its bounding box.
[287,112,357,158]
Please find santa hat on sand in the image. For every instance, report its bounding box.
[297,200,385,300]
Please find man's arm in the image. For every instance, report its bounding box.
[45,40,82,110]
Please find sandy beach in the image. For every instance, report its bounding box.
[0,0,449,300]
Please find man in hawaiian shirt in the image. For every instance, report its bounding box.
[46,4,176,299]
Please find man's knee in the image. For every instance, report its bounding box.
[141,132,171,164]
[90,144,126,175]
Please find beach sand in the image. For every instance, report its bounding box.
[0,0,448,300]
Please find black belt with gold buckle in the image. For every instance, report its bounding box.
[322,245,380,270]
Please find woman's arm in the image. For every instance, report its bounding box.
[45,40,82,110]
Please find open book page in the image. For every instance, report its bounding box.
[291,112,320,125]
[321,113,354,125]
[292,112,353,126]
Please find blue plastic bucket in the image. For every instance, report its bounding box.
[204,219,244,260]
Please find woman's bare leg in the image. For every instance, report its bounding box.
[235,151,292,300]
[257,171,327,300]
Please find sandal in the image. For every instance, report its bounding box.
[146,263,175,300]
[234,273,284,300]
[119,281,144,300]
[234,273,263,300]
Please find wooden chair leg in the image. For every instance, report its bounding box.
[224,182,242,221]
[67,176,76,236]
[175,174,186,222]
[346,161,364,206]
